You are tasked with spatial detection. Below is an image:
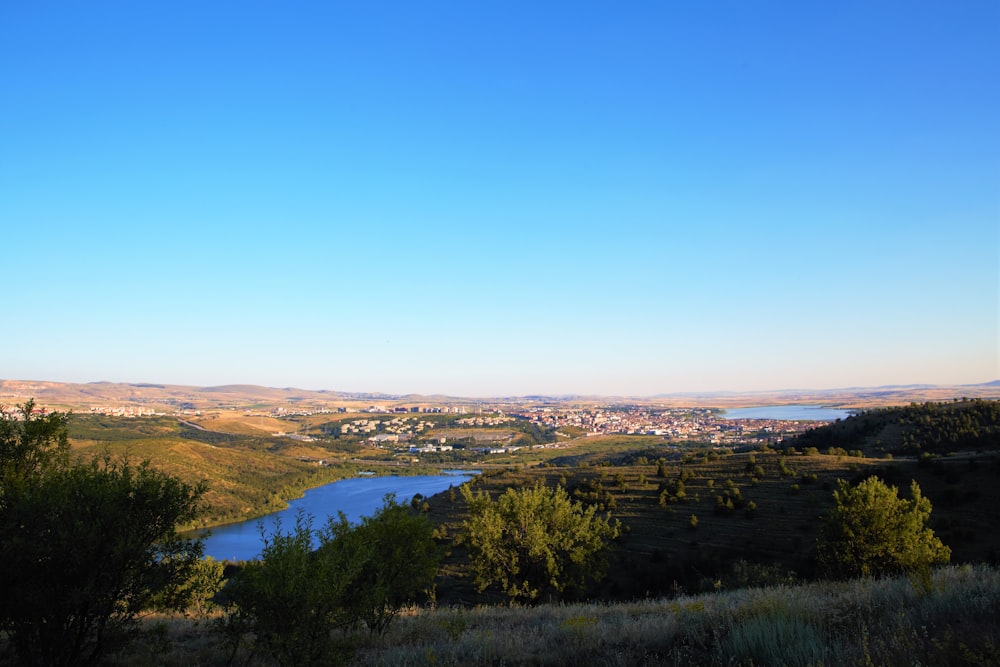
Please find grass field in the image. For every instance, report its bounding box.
[107,564,1000,666]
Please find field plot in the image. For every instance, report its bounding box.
[190,414,291,435]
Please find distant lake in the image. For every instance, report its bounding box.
[722,405,853,421]
[197,471,477,561]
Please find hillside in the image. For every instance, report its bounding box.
[790,399,1000,455]
[416,399,1000,603]
[61,399,1000,591]
[423,445,1000,604]
[66,414,355,528]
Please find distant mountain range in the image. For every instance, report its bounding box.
[2,378,998,411]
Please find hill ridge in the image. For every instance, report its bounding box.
[2,377,998,411]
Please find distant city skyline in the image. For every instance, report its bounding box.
[2,2,997,397]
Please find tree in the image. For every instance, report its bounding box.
[460,483,621,603]
[222,513,350,667]
[173,556,226,618]
[323,495,441,635]
[223,497,440,665]
[0,403,205,666]
[0,400,69,485]
[816,476,950,579]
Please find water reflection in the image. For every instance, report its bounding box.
[198,471,477,561]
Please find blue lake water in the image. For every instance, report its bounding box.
[197,471,477,561]
[721,405,853,421]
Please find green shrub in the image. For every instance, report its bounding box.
[223,496,441,665]
[461,483,620,603]
[817,477,950,579]
[0,403,204,666]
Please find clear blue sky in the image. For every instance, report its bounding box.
[2,1,997,397]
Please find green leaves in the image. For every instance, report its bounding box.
[0,433,205,666]
[225,513,347,666]
[817,476,950,579]
[314,494,441,636]
[0,400,70,487]
[223,495,442,665]
[461,483,621,603]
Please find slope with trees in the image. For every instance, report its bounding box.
[67,413,353,528]
[791,399,1000,456]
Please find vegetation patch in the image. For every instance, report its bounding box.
[104,565,1000,666]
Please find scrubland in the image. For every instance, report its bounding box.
[115,564,1000,666]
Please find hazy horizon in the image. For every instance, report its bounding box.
[3,2,997,397]
[3,376,997,403]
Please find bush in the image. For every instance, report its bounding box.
[0,403,204,666]
[817,476,950,579]
[222,513,348,666]
[174,556,226,618]
[461,483,620,603]
[223,496,440,665]
[0,400,70,481]
[331,495,440,635]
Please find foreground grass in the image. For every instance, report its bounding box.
[115,564,1000,666]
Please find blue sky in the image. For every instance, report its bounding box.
[2,1,997,397]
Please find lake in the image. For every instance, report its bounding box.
[197,471,477,561]
[721,405,853,421]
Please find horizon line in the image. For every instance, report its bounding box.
[2,377,998,403]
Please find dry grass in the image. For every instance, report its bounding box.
[364,567,1000,666]
[107,565,1000,666]
[192,414,290,435]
